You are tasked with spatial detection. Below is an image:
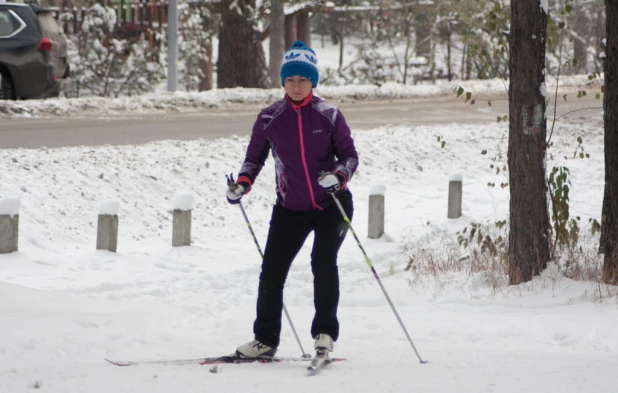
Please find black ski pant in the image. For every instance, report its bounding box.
[253,191,353,348]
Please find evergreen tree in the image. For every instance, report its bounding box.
[70,3,163,97]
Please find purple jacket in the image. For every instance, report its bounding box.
[239,94,358,212]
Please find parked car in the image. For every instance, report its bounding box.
[0,3,70,100]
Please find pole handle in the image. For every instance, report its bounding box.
[226,173,239,191]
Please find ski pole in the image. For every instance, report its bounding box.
[227,175,309,358]
[330,193,428,364]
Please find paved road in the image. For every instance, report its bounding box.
[0,94,602,149]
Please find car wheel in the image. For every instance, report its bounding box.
[0,71,16,100]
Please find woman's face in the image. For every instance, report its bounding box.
[284,76,313,102]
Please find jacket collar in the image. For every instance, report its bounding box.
[286,91,313,110]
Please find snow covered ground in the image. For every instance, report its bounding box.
[1,79,616,392]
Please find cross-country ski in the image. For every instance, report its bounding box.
[306,354,331,373]
[105,355,347,367]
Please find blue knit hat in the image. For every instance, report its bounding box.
[280,40,319,87]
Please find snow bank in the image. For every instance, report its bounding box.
[0,75,600,119]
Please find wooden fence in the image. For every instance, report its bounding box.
[53,0,316,41]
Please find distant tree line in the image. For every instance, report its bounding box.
[45,0,606,91]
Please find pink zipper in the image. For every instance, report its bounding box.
[296,108,322,210]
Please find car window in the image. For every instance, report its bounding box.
[0,10,15,36]
[37,12,60,36]
[0,9,26,38]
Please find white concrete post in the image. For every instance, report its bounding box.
[448,174,463,219]
[172,192,194,247]
[0,197,20,254]
[368,185,385,239]
[97,200,120,252]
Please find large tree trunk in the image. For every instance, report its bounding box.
[507,0,551,285]
[198,11,214,92]
[414,12,432,60]
[269,0,285,88]
[217,0,268,88]
[285,14,297,49]
[198,41,213,91]
[445,23,452,81]
[570,2,589,74]
[602,0,618,285]
[338,12,345,71]
[594,4,607,73]
[600,183,609,254]
[297,11,311,46]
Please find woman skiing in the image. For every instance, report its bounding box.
[226,40,358,361]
